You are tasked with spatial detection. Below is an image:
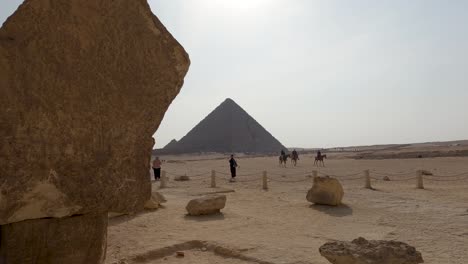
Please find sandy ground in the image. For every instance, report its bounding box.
[106,155,468,264]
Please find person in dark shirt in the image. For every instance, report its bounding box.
[229,154,238,182]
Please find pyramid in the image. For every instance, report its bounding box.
[159,98,286,154]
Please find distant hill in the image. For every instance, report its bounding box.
[154,98,287,155]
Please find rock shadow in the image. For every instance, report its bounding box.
[108,207,165,226]
[309,203,353,217]
[183,212,225,222]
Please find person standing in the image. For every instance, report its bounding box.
[152,156,162,181]
[229,154,238,182]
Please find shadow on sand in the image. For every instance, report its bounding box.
[108,205,168,226]
[309,203,353,217]
[184,212,226,222]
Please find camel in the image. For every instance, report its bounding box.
[279,154,290,167]
[290,154,299,166]
[314,154,327,167]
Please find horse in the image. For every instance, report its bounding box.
[314,154,327,167]
[279,154,290,167]
[290,154,299,166]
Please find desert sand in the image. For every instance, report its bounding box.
[106,154,468,264]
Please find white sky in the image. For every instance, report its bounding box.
[2,1,468,148]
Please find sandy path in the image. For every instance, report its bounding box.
[106,157,468,264]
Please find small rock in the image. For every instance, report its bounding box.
[176,251,184,257]
[186,195,226,216]
[153,192,167,203]
[319,237,424,264]
[306,176,344,206]
[201,247,207,252]
[144,192,167,210]
[383,176,391,181]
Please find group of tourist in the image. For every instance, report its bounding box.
[151,150,324,182]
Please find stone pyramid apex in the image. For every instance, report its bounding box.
[161,99,285,154]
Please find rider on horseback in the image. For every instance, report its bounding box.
[292,149,299,160]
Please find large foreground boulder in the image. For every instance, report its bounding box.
[0,0,189,225]
[186,195,226,216]
[306,176,344,206]
[319,237,424,264]
[0,0,189,263]
[0,213,108,264]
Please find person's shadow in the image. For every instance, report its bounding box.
[309,203,353,217]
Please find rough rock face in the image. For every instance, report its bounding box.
[307,177,344,206]
[157,98,286,154]
[0,0,190,225]
[0,213,108,264]
[319,237,424,264]
[144,192,167,210]
[186,195,227,216]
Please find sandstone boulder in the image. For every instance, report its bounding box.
[0,213,108,264]
[175,175,191,181]
[307,176,344,206]
[319,237,424,264]
[0,0,189,224]
[144,192,167,210]
[186,195,226,216]
[0,0,189,263]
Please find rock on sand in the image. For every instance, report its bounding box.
[319,237,424,264]
[307,176,344,206]
[186,195,226,216]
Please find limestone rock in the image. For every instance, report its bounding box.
[186,195,226,216]
[307,176,344,206]
[319,237,424,264]
[0,213,108,264]
[0,0,190,224]
[144,192,167,210]
[175,175,191,181]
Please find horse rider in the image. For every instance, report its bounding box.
[281,149,285,157]
[316,150,322,159]
[292,149,298,160]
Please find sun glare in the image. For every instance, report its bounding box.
[201,0,271,12]
[224,0,270,9]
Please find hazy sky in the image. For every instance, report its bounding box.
[2,1,468,148]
